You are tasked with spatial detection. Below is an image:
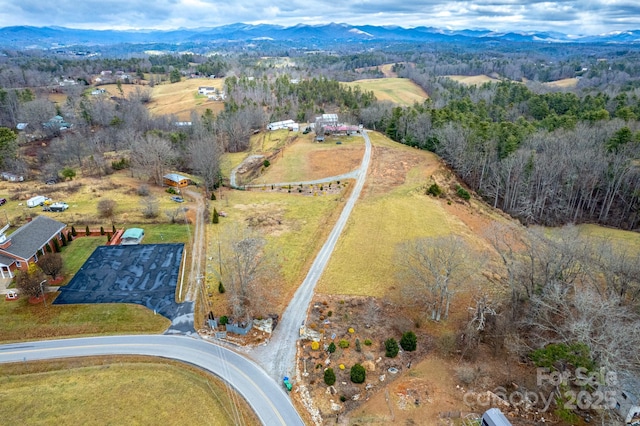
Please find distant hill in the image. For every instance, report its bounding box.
[1,23,639,50]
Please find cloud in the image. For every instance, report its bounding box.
[1,0,639,34]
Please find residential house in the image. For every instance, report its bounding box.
[0,216,66,279]
[163,173,191,188]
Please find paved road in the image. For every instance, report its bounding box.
[0,335,304,426]
[252,130,372,381]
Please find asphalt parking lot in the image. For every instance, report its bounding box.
[54,243,185,320]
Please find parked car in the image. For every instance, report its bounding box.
[0,198,6,206]
[171,196,184,203]
[283,376,292,391]
[43,202,68,212]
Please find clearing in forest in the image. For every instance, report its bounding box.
[342,78,429,106]
[446,74,500,85]
[147,78,226,120]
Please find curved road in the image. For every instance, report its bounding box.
[252,130,372,381]
[0,335,304,426]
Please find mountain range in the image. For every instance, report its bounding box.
[1,23,639,50]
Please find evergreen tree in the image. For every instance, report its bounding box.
[212,208,219,224]
[324,368,336,386]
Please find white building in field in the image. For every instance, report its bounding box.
[267,119,297,131]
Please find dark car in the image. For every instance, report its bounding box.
[0,198,6,206]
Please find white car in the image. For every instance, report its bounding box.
[44,202,69,212]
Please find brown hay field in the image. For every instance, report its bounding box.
[354,63,398,77]
[147,78,226,120]
[543,77,579,88]
[250,134,364,184]
[0,357,258,425]
[205,186,348,316]
[316,131,504,298]
[446,74,500,85]
[342,78,429,106]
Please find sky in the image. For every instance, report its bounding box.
[2,0,640,35]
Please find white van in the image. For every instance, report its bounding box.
[481,408,512,426]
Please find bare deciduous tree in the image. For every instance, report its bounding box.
[220,227,280,321]
[130,133,174,185]
[37,252,63,280]
[397,235,477,322]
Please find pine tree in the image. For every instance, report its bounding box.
[67,231,73,242]
[85,225,90,236]
[212,208,219,224]
[52,238,61,253]
[71,226,77,237]
[100,226,105,235]
[60,232,67,247]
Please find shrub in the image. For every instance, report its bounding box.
[71,226,77,237]
[327,310,332,317]
[348,327,355,333]
[385,338,399,358]
[350,364,366,383]
[66,231,73,242]
[400,331,417,352]
[364,339,372,346]
[324,368,336,386]
[219,315,228,325]
[112,225,116,234]
[327,342,336,353]
[311,341,320,350]
[52,238,61,253]
[426,182,442,197]
[436,333,457,357]
[212,208,219,224]
[60,232,67,247]
[137,184,150,196]
[355,338,361,352]
[111,157,130,170]
[339,364,345,370]
[45,244,52,253]
[97,199,117,218]
[263,159,270,168]
[210,192,216,201]
[166,187,178,194]
[339,339,349,349]
[456,185,471,201]
[340,395,346,402]
[100,226,105,235]
[218,281,225,294]
[85,225,90,236]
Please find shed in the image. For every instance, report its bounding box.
[120,228,144,245]
[163,173,190,188]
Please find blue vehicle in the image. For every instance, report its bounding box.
[283,376,292,391]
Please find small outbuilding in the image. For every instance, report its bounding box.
[120,228,144,245]
[163,173,190,188]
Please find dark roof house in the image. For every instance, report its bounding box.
[0,216,66,279]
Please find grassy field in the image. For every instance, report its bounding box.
[316,133,462,297]
[0,357,258,425]
[544,77,579,88]
[61,236,105,282]
[0,171,198,228]
[255,134,364,183]
[341,78,429,106]
[206,186,347,314]
[446,74,500,85]
[0,297,169,343]
[97,78,226,121]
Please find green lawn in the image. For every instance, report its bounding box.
[0,298,170,343]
